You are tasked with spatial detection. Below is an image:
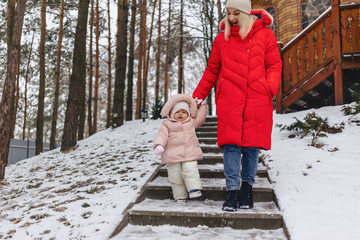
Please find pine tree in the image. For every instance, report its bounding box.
[0,0,27,179]
[154,0,162,102]
[50,0,65,150]
[112,0,128,127]
[106,0,113,128]
[163,0,172,103]
[87,0,94,136]
[61,0,90,151]
[93,0,100,133]
[126,0,136,121]
[35,0,47,155]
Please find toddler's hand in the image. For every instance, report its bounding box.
[194,98,204,108]
[154,145,164,155]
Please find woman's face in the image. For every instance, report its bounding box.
[173,109,189,122]
[227,8,241,27]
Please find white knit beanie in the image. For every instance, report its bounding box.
[226,0,251,15]
[170,101,190,119]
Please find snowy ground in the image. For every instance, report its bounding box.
[0,120,162,240]
[266,105,360,240]
[0,104,359,240]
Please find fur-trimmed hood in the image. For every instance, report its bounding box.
[160,94,197,119]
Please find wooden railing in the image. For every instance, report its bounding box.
[276,1,360,113]
[341,4,360,68]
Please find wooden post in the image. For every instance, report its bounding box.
[331,0,343,105]
[276,42,284,113]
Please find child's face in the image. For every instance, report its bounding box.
[173,109,189,122]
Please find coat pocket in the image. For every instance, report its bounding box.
[259,78,272,103]
[215,78,225,103]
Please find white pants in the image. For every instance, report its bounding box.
[166,161,202,200]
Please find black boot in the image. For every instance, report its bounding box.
[239,182,253,209]
[222,190,239,212]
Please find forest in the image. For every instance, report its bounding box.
[0,0,224,178]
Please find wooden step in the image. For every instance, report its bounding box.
[196,132,217,138]
[205,116,218,122]
[198,137,217,144]
[129,199,283,230]
[157,164,268,178]
[196,126,217,132]
[117,224,287,239]
[201,121,217,127]
[147,177,274,202]
[200,155,223,164]
[201,145,223,154]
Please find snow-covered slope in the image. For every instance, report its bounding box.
[0,119,162,239]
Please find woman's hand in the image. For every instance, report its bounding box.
[194,97,204,108]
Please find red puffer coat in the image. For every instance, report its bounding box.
[192,9,282,150]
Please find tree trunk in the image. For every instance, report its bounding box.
[201,1,216,115]
[164,0,171,103]
[6,0,15,59]
[178,0,184,94]
[154,0,162,102]
[126,0,136,121]
[11,60,21,139]
[106,0,112,128]
[23,31,35,140]
[87,0,94,136]
[217,0,222,23]
[93,0,100,133]
[112,0,128,127]
[141,0,148,111]
[35,0,47,155]
[136,0,145,119]
[50,0,65,150]
[61,0,90,152]
[0,0,27,180]
[143,0,157,110]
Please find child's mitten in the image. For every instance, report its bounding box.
[154,145,164,155]
[197,99,206,105]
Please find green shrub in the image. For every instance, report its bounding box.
[341,102,360,116]
[277,112,342,147]
[342,83,360,116]
[348,82,360,102]
[150,100,164,120]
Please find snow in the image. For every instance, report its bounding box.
[0,120,162,239]
[266,105,360,240]
[1,104,360,239]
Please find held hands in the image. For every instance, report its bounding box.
[154,145,164,155]
[194,98,206,108]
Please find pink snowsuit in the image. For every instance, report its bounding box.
[153,94,207,200]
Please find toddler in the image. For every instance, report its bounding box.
[154,94,207,203]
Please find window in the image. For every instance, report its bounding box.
[266,7,277,37]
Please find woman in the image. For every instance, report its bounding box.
[193,0,282,211]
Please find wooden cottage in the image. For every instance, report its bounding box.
[252,0,360,112]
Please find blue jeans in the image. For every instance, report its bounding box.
[223,145,258,190]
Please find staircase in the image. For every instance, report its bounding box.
[276,2,360,113]
[111,117,290,239]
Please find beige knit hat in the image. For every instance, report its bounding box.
[226,0,251,15]
[170,101,190,119]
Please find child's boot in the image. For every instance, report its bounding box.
[222,190,239,212]
[189,189,202,199]
[239,181,253,209]
[176,198,187,204]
